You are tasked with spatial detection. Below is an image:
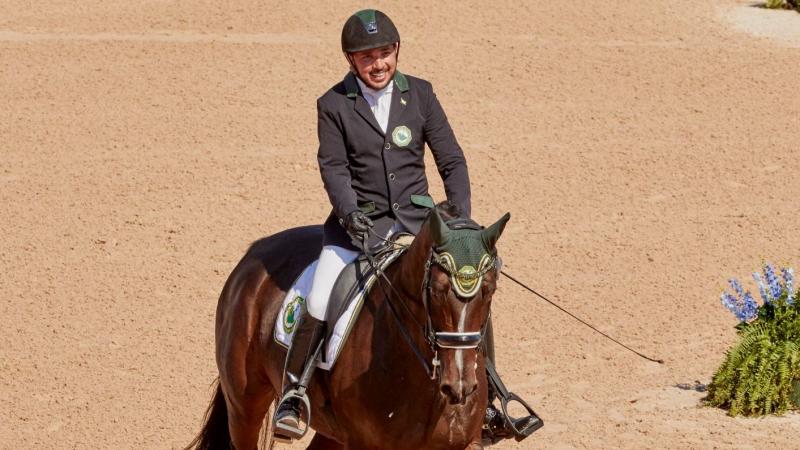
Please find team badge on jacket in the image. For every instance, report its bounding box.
[392,125,412,147]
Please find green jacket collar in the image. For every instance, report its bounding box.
[394,71,409,92]
[345,71,409,98]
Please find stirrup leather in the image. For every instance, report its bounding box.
[272,323,324,443]
[485,357,543,442]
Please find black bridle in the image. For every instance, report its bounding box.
[361,231,493,381]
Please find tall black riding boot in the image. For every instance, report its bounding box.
[482,318,514,445]
[482,317,543,445]
[272,315,325,441]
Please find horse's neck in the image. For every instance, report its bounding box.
[370,247,477,444]
[342,232,479,447]
[371,252,444,416]
[377,230,441,378]
[392,229,432,299]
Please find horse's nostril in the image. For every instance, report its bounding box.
[442,382,479,404]
[441,384,460,403]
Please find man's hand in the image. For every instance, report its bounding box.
[344,210,373,242]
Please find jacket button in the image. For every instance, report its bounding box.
[389,173,396,181]
[392,202,399,211]
[384,143,391,150]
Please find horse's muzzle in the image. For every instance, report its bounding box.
[441,377,479,405]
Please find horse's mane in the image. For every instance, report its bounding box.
[433,201,480,230]
[434,200,461,222]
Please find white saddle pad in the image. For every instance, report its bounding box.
[273,250,405,370]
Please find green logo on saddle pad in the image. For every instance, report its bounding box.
[283,296,306,333]
[392,125,412,147]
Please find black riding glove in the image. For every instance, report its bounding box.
[344,210,373,242]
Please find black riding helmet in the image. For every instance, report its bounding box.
[341,9,400,53]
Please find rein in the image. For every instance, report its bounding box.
[360,231,489,381]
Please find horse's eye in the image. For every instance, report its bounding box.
[430,271,451,298]
[432,278,449,294]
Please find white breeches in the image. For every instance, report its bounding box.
[306,221,406,321]
[306,245,359,320]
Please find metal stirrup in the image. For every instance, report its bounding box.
[273,389,312,442]
[274,340,324,441]
[485,357,544,441]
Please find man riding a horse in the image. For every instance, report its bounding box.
[271,9,531,445]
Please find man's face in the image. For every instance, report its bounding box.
[348,44,398,90]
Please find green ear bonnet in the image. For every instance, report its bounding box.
[430,210,510,298]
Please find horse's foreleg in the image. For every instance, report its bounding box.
[306,433,344,450]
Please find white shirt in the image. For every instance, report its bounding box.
[356,77,393,134]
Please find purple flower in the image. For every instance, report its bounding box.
[782,267,795,304]
[720,279,759,322]
[720,266,796,322]
[764,264,783,300]
[753,272,770,303]
[741,292,758,321]
[729,278,745,299]
[721,292,737,312]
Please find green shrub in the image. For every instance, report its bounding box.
[706,265,800,416]
[765,0,800,10]
[706,296,800,416]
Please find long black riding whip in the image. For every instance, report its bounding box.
[500,270,664,364]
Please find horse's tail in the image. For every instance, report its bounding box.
[185,378,231,450]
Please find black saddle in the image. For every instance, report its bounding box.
[321,235,411,362]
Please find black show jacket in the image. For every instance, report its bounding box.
[317,71,471,250]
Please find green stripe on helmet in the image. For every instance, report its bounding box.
[354,9,378,33]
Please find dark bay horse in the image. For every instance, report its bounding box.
[188,205,509,450]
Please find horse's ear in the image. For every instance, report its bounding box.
[482,213,511,250]
[430,208,449,246]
